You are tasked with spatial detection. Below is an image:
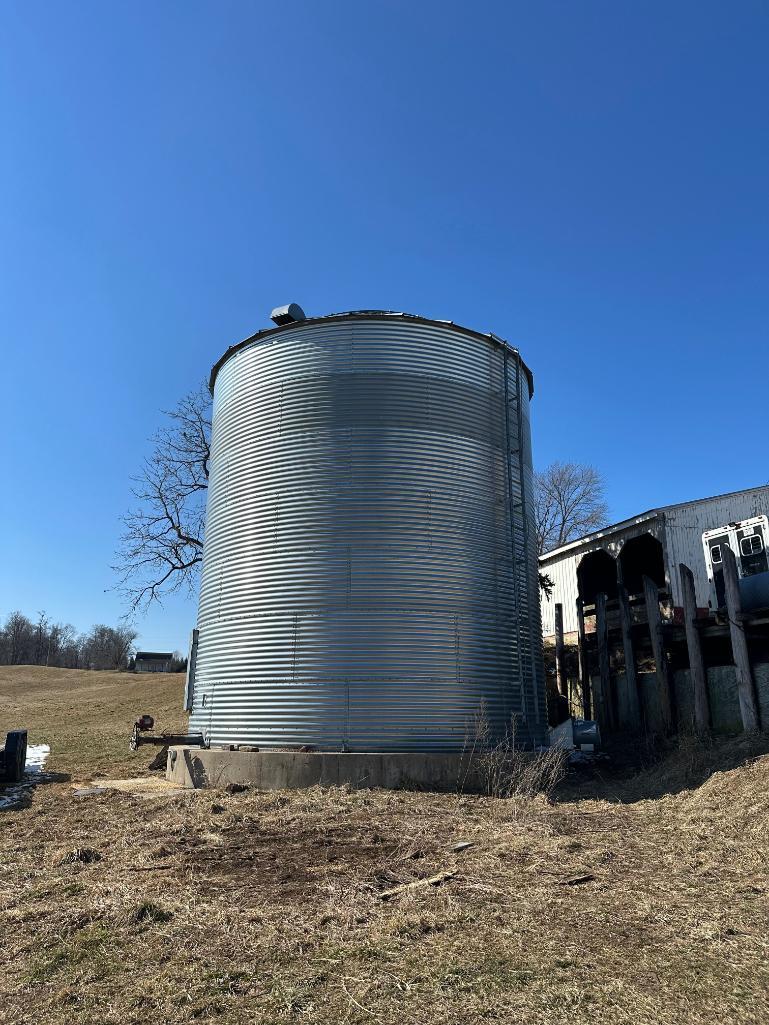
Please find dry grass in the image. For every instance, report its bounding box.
[0,664,188,778]
[2,667,769,1024]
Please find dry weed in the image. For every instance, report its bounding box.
[461,704,567,799]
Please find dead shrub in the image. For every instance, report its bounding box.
[461,703,567,799]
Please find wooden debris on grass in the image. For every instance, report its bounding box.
[559,873,595,886]
[378,871,456,900]
[127,864,175,872]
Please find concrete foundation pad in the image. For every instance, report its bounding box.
[166,747,486,793]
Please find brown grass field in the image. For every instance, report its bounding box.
[1,665,768,1024]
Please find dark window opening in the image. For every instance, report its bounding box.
[618,532,666,595]
[577,549,618,606]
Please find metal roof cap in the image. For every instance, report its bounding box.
[209,310,535,398]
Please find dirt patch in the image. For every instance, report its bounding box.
[178,818,401,898]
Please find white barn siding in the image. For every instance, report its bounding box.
[540,513,658,636]
[539,486,769,638]
[663,487,769,610]
[540,552,580,636]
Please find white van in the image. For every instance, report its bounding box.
[702,515,769,609]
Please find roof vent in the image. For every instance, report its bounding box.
[270,303,306,326]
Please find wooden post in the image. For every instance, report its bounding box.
[576,598,591,719]
[554,603,567,701]
[679,563,710,734]
[721,545,760,732]
[595,592,611,731]
[615,561,640,729]
[643,575,673,732]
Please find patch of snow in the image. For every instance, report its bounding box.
[0,788,23,809]
[25,743,50,773]
[0,741,51,810]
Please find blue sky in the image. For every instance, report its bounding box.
[1,1,768,651]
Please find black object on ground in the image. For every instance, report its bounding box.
[0,730,28,785]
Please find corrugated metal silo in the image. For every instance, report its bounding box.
[188,311,546,751]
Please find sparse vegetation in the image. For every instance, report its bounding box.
[1,666,769,1024]
[460,707,568,799]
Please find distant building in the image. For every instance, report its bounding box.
[540,485,769,641]
[135,651,173,673]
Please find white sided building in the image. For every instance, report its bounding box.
[540,485,769,641]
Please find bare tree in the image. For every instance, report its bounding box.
[2,611,33,665]
[114,385,211,612]
[109,625,139,669]
[52,623,79,667]
[33,611,49,665]
[80,624,137,669]
[535,461,609,556]
[0,610,138,670]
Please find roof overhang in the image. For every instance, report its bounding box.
[538,483,769,566]
[538,509,661,564]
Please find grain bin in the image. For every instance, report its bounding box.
[187,310,546,752]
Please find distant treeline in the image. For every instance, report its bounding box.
[0,611,184,672]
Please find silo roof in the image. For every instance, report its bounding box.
[209,310,535,398]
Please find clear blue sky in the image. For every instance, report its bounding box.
[1,1,768,652]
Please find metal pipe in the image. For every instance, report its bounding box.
[130,728,204,752]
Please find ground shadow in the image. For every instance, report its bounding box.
[0,770,70,812]
[555,732,769,805]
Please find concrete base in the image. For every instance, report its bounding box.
[166,746,486,793]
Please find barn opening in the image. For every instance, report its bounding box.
[618,533,665,595]
[576,549,618,606]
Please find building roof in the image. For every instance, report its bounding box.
[135,651,174,661]
[209,310,535,398]
[539,484,769,564]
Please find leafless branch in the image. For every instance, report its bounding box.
[113,384,211,613]
[535,460,609,556]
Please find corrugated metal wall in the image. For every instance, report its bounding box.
[189,315,547,751]
[540,551,580,636]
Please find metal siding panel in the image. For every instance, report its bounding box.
[190,318,546,751]
[540,552,582,636]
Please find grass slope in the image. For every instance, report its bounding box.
[0,664,188,778]
[1,666,768,1025]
